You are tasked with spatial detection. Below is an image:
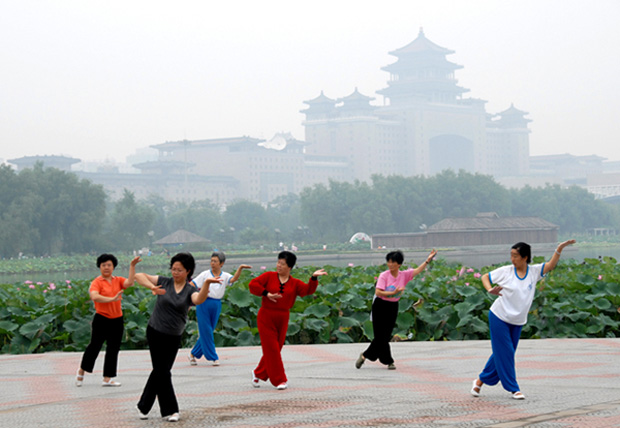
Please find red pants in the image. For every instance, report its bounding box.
[254,307,289,386]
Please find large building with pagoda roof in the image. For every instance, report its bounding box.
[301,28,531,180]
[8,30,535,204]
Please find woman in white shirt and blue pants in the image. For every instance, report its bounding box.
[188,252,251,365]
[471,239,575,400]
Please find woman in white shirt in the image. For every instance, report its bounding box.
[471,239,575,400]
[188,251,251,366]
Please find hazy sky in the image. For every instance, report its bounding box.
[2,0,619,164]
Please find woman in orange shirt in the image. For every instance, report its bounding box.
[75,254,140,387]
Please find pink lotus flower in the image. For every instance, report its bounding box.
[466,268,474,273]
[65,280,71,284]
[24,280,33,284]
[36,282,43,285]
[29,284,35,289]
[348,263,354,267]
[49,284,56,290]
[67,285,72,289]
[260,266,266,270]
[43,290,47,293]
[16,288,20,291]
[465,282,470,286]
[474,273,482,278]
[598,275,603,280]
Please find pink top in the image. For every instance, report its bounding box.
[376,268,416,302]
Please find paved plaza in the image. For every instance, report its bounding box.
[1,338,620,427]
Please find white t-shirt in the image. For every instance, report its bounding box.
[192,270,234,300]
[489,263,546,326]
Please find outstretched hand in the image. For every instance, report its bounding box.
[130,256,142,266]
[426,249,438,263]
[204,276,223,286]
[267,292,282,303]
[152,285,166,296]
[558,240,576,252]
[488,285,503,296]
[112,290,124,301]
[312,269,328,277]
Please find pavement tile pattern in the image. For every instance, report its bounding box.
[1,338,620,427]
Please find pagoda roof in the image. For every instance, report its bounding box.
[497,103,530,117]
[389,28,454,56]
[153,229,209,245]
[337,87,375,103]
[8,155,81,165]
[302,90,337,105]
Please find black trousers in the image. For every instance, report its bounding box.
[80,313,124,378]
[363,297,399,365]
[137,325,182,417]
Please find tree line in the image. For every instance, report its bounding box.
[1,165,617,258]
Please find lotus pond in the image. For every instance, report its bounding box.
[1,256,619,354]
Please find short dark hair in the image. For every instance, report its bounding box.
[278,251,297,268]
[211,251,226,264]
[386,250,404,265]
[169,252,196,279]
[96,253,118,268]
[511,242,531,263]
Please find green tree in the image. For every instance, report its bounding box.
[106,189,155,251]
[166,200,224,241]
[0,164,106,256]
[224,200,268,231]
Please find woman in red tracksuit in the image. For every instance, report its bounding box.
[249,251,327,390]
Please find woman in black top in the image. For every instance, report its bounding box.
[134,252,220,422]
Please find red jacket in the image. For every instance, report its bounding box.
[249,271,318,311]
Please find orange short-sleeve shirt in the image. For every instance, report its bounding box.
[89,276,126,319]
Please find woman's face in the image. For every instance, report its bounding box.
[99,260,115,277]
[387,259,401,273]
[510,249,527,267]
[171,261,189,282]
[276,258,291,276]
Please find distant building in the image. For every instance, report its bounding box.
[7,155,80,172]
[372,212,558,249]
[302,29,531,180]
[8,30,534,203]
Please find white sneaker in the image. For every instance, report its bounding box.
[168,412,180,422]
[136,405,148,420]
[188,353,197,366]
[251,371,260,388]
[276,382,288,390]
[212,360,220,366]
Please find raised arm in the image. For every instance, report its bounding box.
[122,256,141,289]
[543,240,576,275]
[230,264,252,284]
[481,272,502,296]
[412,249,437,276]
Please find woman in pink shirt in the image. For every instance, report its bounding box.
[356,249,436,370]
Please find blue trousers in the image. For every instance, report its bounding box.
[191,298,222,361]
[479,310,522,393]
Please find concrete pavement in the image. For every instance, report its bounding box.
[1,339,620,427]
